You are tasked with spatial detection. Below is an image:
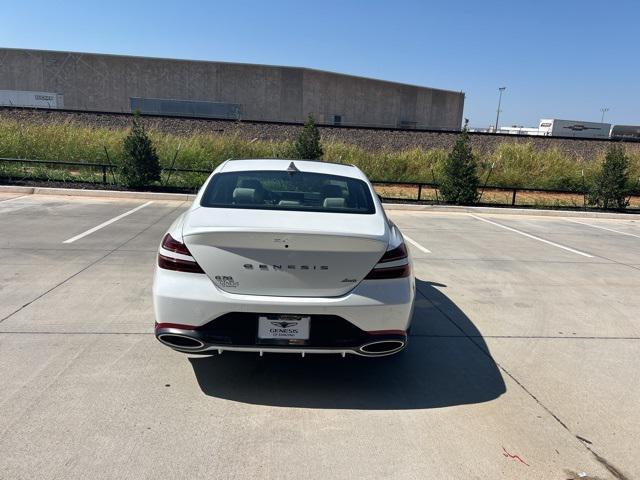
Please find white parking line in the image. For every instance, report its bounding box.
[403,235,431,254]
[566,218,640,239]
[469,214,593,258]
[62,201,153,244]
[0,195,30,203]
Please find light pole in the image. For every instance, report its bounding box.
[495,87,506,133]
[600,107,609,123]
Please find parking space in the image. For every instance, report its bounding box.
[479,214,640,265]
[1,194,639,479]
[0,195,187,322]
[392,212,640,338]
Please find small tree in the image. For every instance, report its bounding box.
[439,121,479,204]
[589,144,630,209]
[294,114,323,160]
[120,112,161,188]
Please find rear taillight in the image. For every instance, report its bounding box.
[161,233,192,255]
[365,263,411,279]
[365,241,410,280]
[378,243,408,263]
[158,234,205,274]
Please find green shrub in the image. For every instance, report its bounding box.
[120,113,161,187]
[439,124,479,204]
[293,114,323,160]
[588,144,630,209]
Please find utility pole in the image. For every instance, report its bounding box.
[495,87,506,133]
[600,107,609,123]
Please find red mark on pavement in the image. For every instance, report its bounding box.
[502,446,530,466]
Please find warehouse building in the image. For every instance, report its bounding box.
[0,48,464,130]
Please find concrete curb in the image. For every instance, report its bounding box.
[0,186,35,194]
[382,202,640,219]
[0,185,196,202]
[1,185,638,219]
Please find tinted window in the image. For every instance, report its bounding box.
[200,170,375,214]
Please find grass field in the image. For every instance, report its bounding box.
[1,117,640,195]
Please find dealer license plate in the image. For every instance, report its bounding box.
[257,315,310,341]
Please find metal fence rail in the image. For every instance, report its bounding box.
[0,157,211,186]
[0,157,115,184]
[1,157,639,211]
[369,179,598,206]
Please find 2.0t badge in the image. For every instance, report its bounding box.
[213,275,239,288]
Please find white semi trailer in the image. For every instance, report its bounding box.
[538,119,611,139]
[0,90,64,109]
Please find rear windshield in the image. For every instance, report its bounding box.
[200,170,376,214]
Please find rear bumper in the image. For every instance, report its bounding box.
[155,321,408,357]
[153,267,415,354]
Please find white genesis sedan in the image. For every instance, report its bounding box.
[153,159,415,357]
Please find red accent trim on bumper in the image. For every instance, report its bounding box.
[366,329,407,336]
[155,322,198,331]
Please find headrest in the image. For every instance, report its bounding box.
[233,188,256,204]
[323,197,346,209]
[278,200,301,206]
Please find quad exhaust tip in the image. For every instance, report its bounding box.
[359,340,405,356]
[157,333,204,350]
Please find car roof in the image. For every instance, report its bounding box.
[218,159,369,182]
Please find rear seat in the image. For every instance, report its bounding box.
[323,197,346,208]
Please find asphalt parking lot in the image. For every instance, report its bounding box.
[1,192,639,479]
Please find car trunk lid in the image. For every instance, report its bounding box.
[182,207,388,297]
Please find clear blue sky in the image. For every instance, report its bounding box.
[3,0,638,127]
